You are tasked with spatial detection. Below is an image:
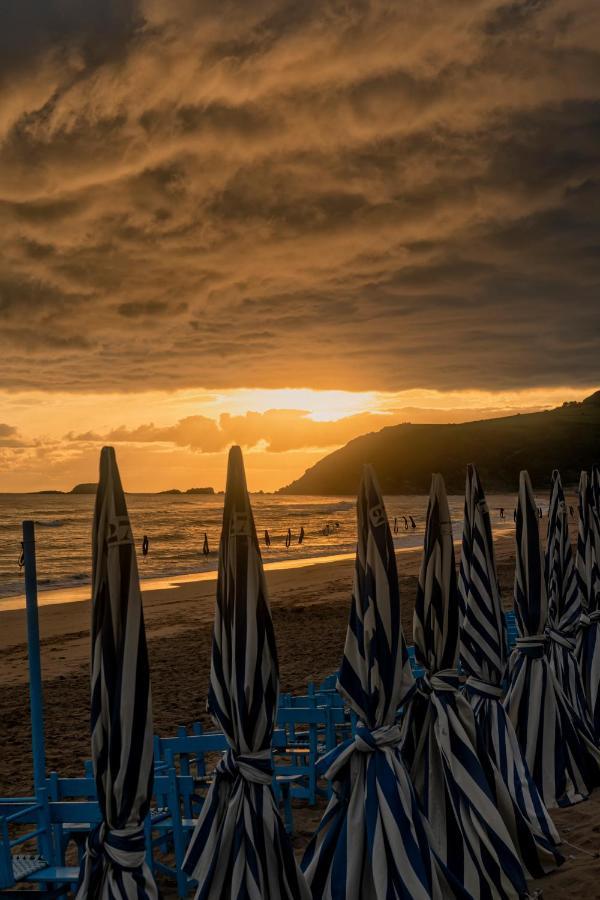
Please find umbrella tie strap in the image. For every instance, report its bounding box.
[354,723,403,753]
[546,628,576,651]
[217,747,273,785]
[81,822,147,874]
[580,611,600,628]
[418,669,460,695]
[515,634,546,658]
[317,723,404,783]
[465,675,504,699]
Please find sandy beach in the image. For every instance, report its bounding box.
[1,535,599,897]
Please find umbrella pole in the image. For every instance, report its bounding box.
[22,521,47,793]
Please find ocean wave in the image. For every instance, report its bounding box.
[33,518,73,528]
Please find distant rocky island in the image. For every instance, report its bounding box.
[279,391,600,495]
[33,485,216,495]
[70,483,98,494]
[157,487,215,495]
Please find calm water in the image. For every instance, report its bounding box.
[0,492,522,600]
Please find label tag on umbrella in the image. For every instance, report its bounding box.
[231,512,250,536]
[369,504,385,528]
[107,516,133,547]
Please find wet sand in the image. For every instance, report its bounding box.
[0,534,598,896]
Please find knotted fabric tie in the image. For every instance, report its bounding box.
[546,628,576,652]
[418,668,460,695]
[515,634,546,658]
[319,723,403,783]
[86,822,146,870]
[354,723,403,752]
[216,747,273,785]
[580,611,600,628]
[76,821,147,897]
[465,675,504,699]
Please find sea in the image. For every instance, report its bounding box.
[0,492,525,603]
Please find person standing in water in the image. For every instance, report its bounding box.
[285,528,292,548]
[203,532,210,556]
[499,507,505,518]
[409,516,416,529]
[298,526,305,544]
[264,529,271,547]
[142,535,149,557]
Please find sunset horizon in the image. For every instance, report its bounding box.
[1,384,596,493]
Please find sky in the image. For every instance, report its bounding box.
[0,0,598,491]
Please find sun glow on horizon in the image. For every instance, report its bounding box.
[0,384,596,493]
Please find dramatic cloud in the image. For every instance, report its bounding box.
[64,401,556,453]
[0,0,599,394]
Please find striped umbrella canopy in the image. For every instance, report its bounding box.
[76,447,158,900]
[403,473,529,899]
[591,465,600,519]
[576,470,600,737]
[459,464,562,878]
[302,466,468,900]
[504,471,600,808]
[545,470,591,725]
[182,446,309,900]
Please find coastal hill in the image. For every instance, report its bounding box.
[279,391,600,496]
[70,483,97,494]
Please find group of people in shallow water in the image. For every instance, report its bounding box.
[139,515,425,558]
[498,505,575,521]
[140,502,559,559]
[393,516,416,532]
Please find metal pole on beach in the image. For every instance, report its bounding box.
[22,520,46,793]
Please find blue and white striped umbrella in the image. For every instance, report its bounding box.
[459,464,562,878]
[403,473,529,899]
[182,446,309,900]
[504,471,600,808]
[591,465,600,520]
[302,466,468,900]
[576,470,600,737]
[76,447,158,900]
[545,470,591,726]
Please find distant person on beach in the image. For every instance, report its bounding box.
[285,528,292,548]
[409,516,416,529]
[538,507,543,519]
[142,535,149,557]
[298,526,305,544]
[403,516,408,530]
[203,532,210,556]
[499,508,504,519]
[264,529,271,547]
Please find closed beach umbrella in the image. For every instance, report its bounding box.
[302,465,466,900]
[545,470,591,725]
[591,465,600,520]
[504,471,600,807]
[576,470,600,737]
[182,446,308,899]
[403,473,529,898]
[76,447,158,899]
[459,465,561,877]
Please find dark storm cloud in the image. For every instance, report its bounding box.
[0,0,599,392]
